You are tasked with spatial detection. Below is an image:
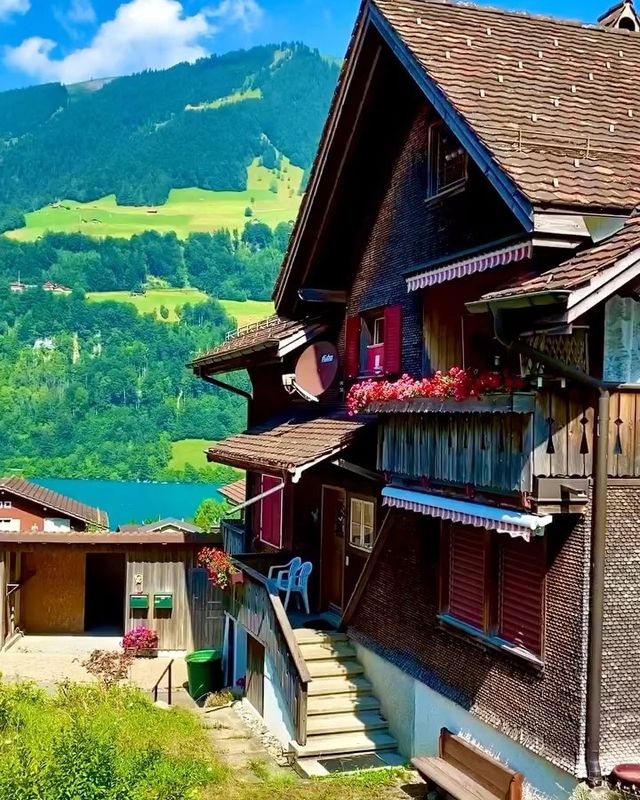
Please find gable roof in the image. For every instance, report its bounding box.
[0,476,108,529]
[207,413,374,473]
[372,0,640,211]
[190,316,328,374]
[219,478,247,506]
[119,518,203,535]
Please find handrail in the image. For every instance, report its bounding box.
[236,562,311,685]
[152,658,174,706]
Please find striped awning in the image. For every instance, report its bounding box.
[381,486,552,541]
[406,241,533,292]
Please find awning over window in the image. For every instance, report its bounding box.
[381,486,552,541]
[406,241,533,292]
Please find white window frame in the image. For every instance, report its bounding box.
[428,121,468,200]
[2,501,11,508]
[258,474,283,549]
[0,518,20,532]
[349,497,375,552]
[43,517,72,533]
[372,316,385,345]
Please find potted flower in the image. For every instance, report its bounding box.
[122,626,159,658]
[198,547,238,590]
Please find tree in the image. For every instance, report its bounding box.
[194,498,229,532]
[241,221,273,252]
[159,305,169,320]
[244,206,253,218]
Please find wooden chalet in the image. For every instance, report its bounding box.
[0,478,221,651]
[191,0,640,791]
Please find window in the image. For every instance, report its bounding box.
[440,523,546,660]
[258,474,282,548]
[2,501,11,508]
[603,294,640,383]
[428,122,467,199]
[44,518,71,533]
[0,518,20,533]
[349,498,375,551]
[345,305,402,378]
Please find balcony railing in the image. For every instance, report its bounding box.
[221,519,246,555]
[226,553,311,746]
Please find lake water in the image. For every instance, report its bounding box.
[34,478,223,530]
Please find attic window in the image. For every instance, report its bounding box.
[427,121,467,200]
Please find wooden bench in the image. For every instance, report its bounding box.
[411,728,523,800]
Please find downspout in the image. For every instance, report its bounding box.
[493,310,609,784]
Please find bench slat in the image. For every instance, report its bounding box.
[411,756,500,800]
[443,734,518,798]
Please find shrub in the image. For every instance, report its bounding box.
[82,650,133,687]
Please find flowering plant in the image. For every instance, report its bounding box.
[198,547,238,590]
[121,627,158,652]
[346,367,526,414]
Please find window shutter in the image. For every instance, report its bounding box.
[260,475,282,547]
[345,315,361,378]
[499,537,545,656]
[448,526,487,630]
[383,304,402,375]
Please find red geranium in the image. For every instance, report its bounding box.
[122,626,158,651]
[346,367,525,414]
[198,547,237,590]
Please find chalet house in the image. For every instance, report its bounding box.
[0,478,221,652]
[191,0,640,793]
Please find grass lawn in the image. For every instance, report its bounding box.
[86,289,274,328]
[87,287,209,322]
[170,439,211,470]
[0,681,409,799]
[7,158,304,242]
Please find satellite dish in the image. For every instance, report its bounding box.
[283,341,339,401]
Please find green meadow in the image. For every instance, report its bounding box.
[7,159,304,242]
[170,439,212,471]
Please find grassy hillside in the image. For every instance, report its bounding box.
[86,290,274,326]
[170,439,212,470]
[8,159,304,241]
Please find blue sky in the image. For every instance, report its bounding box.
[0,0,617,92]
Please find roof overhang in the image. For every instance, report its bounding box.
[381,486,552,541]
[0,532,219,545]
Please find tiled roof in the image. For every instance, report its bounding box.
[0,476,108,528]
[219,478,247,506]
[207,413,374,472]
[374,0,640,210]
[119,518,203,534]
[481,215,640,301]
[190,316,327,371]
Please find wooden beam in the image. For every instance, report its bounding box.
[297,288,348,304]
[342,508,392,627]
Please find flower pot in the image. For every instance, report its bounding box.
[231,570,244,586]
[125,647,158,659]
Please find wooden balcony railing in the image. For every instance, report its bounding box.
[377,388,640,492]
[221,519,246,555]
[226,554,311,746]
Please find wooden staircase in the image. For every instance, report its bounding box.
[290,628,401,771]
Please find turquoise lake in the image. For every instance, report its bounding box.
[34,478,223,530]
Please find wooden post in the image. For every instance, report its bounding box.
[0,554,5,646]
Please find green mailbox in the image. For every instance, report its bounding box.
[130,594,149,610]
[154,593,173,610]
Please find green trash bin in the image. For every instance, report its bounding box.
[185,649,223,700]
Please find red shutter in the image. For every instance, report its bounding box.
[383,304,402,375]
[448,526,488,630]
[259,475,282,548]
[499,536,545,656]
[345,315,361,378]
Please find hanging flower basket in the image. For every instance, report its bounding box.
[197,547,238,590]
[121,626,159,658]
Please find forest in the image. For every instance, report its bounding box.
[0,44,339,228]
[0,222,292,300]
[0,289,245,482]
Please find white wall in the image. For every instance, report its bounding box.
[356,642,578,800]
[263,651,296,747]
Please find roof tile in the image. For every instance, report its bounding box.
[0,476,108,528]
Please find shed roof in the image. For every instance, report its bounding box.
[0,476,108,529]
[207,413,373,473]
[219,478,247,506]
[118,518,203,535]
[373,0,640,211]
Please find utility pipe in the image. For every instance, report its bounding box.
[494,311,609,784]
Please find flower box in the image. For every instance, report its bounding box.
[367,392,536,415]
[125,647,158,659]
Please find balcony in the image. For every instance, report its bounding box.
[220,519,246,555]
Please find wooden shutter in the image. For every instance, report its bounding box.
[383,304,402,375]
[499,536,545,656]
[259,474,282,547]
[345,315,361,378]
[448,526,488,630]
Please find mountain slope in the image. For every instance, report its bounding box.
[0,44,339,224]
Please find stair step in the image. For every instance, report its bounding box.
[298,642,356,661]
[308,675,372,697]
[291,730,398,759]
[307,711,389,736]
[294,750,405,778]
[294,629,347,645]
[307,694,380,716]
[307,659,364,679]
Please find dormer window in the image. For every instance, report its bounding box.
[427,121,467,199]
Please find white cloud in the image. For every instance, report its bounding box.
[65,0,97,25]
[0,0,30,21]
[6,0,264,84]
